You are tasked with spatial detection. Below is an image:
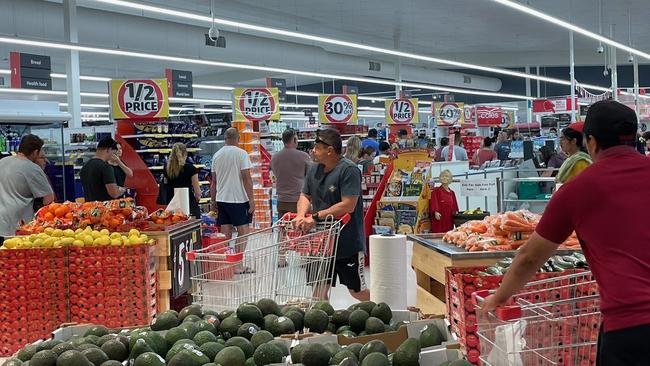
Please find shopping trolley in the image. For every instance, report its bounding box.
[473,271,600,366]
[187,213,350,311]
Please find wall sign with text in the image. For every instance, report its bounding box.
[233,88,280,121]
[434,102,464,126]
[385,98,418,124]
[110,79,169,120]
[318,94,358,124]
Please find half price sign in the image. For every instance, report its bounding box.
[434,102,465,126]
[385,98,419,124]
[234,87,280,121]
[110,79,169,120]
[319,94,358,124]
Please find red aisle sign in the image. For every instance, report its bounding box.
[532,98,578,113]
[476,106,504,127]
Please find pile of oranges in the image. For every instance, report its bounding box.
[148,209,189,226]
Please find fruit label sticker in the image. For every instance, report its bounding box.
[319,94,358,124]
[434,102,465,126]
[385,98,419,124]
[234,87,280,121]
[110,79,169,119]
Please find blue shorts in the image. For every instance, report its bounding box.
[216,201,252,226]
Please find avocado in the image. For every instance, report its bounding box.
[281,305,305,316]
[365,317,385,335]
[183,314,203,323]
[290,343,306,364]
[52,342,75,356]
[237,322,261,340]
[205,363,220,366]
[151,310,180,331]
[168,348,210,366]
[448,360,473,366]
[338,356,360,366]
[76,344,99,351]
[357,301,376,315]
[370,303,392,324]
[218,310,235,321]
[214,346,247,366]
[1,359,23,366]
[332,309,352,326]
[237,304,264,326]
[128,339,155,362]
[300,343,331,366]
[133,352,166,366]
[304,309,330,333]
[203,315,221,328]
[361,352,390,366]
[198,341,225,361]
[244,358,256,366]
[393,338,421,366]
[252,343,284,366]
[196,320,218,335]
[55,350,93,366]
[172,339,196,348]
[29,350,58,366]
[164,342,197,363]
[339,330,356,338]
[165,327,190,348]
[130,332,167,357]
[250,330,274,349]
[203,309,219,317]
[224,336,254,358]
[420,324,444,348]
[178,304,203,321]
[99,361,122,366]
[358,340,388,362]
[81,348,109,366]
[256,298,281,316]
[268,339,290,356]
[83,326,109,338]
[323,342,342,358]
[100,339,127,362]
[17,344,40,361]
[38,340,63,351]
[220,316,243,339]
[194,330,218,346]
[344,343,363,358]
[331,349,357,365]
[336,325,353,334]
[273,316,296,335]
[95,335,117,347]
[262,314,279,334]
[348,310,370,333]
[312,301,335,316]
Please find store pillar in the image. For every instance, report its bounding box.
[63,0,82,128]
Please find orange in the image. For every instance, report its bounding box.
[48,203,60,214]
[44,212,55,221]
[54,206,68,218]
[65,212,73,219]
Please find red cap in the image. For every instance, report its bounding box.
[567,121,584,133]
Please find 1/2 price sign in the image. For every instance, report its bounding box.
[319,94,357,124]
[234,87,280,121]
[110,79,169,119]
[434,102,464,126]
[385,98,419,124]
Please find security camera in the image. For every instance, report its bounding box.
[628,54,634,63]
[603,68,609,77]
[208,24,220,41]
[596,45,605,54]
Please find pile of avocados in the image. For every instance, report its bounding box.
[3,300,471,366]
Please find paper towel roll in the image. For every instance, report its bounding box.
[369,234,408,310]
[168,187,191,215]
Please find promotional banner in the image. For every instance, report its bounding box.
[319,94,358,124]
[110,79,169,119]
[434,102,464,126]
[532,98,578,113]
[385,98,418,124]
[476,106,503,127]
[463,105,476,127]
[233,87,280,121]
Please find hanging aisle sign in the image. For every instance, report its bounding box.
[109,79,169,120]
[319,94,358,124]
[233,87,280,121]
[434,102,464,126]
[385,98,418,124]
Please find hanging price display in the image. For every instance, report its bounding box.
[234,87,280,121]
[318,94,358,124]
[110,79,169,119]
[385,98,419,124]
[434,102,464,126]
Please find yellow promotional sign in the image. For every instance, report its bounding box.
[385,98,419,124]
[318,94,358,124]
[109,79,169,120]
[434,102,464,126]
[233,87,280,121]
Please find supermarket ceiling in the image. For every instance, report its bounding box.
[0,0,649,99]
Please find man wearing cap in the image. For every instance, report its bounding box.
[294,128,369,301]
[482,101,650,365]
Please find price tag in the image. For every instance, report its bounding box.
[110,79,169,119]
[319,94,357,124]
[434,102,465,126]
[385,98,419,124]
[170,226,201,298]
[461,179,498,197]
[234,87,280,121]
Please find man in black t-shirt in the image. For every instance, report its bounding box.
[295,128,369,301]
[80,137,126,201]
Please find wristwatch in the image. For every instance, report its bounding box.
[313,211,323,222]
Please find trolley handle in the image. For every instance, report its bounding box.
[281,212,351,225]
[472,289,523,321]
[187,243,244,263]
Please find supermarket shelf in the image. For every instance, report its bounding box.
[362,182,380,188]
[136,148,201,153]
[261,133,282,138]
[199,197,212,204]
[149,164,205,170]
[362,195,375,200]
[199,181,210,185]
[502,199,550,203]
[121,134,198,139]
[297,138,315,143]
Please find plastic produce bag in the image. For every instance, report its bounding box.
[486,319,527,366]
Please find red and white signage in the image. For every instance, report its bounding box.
[318,94,358,124]
[109,79,169,119]
[234,88,280,121]
[434,102,464,126]
[532,98,578,113]
[385,98,418,124]
[476,106,504,127]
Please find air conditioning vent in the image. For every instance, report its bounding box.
[205,34,226,48]
[463,75,472,84]
[369,61,381,72]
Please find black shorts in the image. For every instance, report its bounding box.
[216,202,252,226]
[597,323,650,366]
[307,252,367,292]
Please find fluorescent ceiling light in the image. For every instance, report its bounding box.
[281,104,319,109]
[169,97,232,104]
[88,0,610,92]
[60,103,110,108]
[0,36,537,100]
[51,72,112,82]
[193,83,234,91]
[0,88,66,96]
[490,0,650,62]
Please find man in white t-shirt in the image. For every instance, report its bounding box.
[210,128,255,246]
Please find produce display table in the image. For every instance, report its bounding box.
[146,219,202,312]
[408,233,578,315]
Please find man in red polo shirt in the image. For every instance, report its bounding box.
[482,100,650,365]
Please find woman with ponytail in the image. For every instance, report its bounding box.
[556,122,592,184]
[164,142,202,218]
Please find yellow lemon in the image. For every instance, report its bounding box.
[72,240,84,247]
[43,237,57,247]
[82,235,94,246]
[128,229,140,237]
[110,238,122,246]
[3,239,17,249]
[110,232,121,240]
[91,230,102,239]
[32,238,44,248]
[60,237,75,246]
[37,233,49,240]
[94,236,110,246]
[53,240,63,248]
[28,235,37,242]
[129,236,144,245]
[63,229,76,237]
[121,236,130,245]
[19,240,32,249]
[51,229,64,237]
[100,229,110,236]
[140,234,149,243]
[75,228,84,235]
[44,227,54,235]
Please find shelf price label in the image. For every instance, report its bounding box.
[385,98,418,124]
[234,87,280,121]
[319,94,357,124]
[110,79,169,119]
[170,227,201,298]
[434,102,464,126]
